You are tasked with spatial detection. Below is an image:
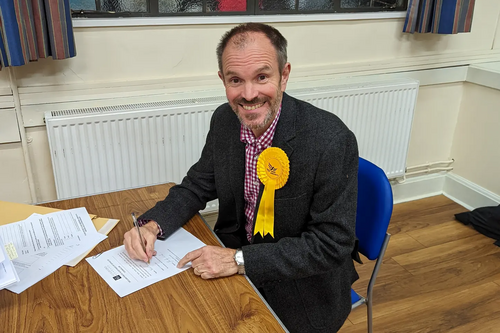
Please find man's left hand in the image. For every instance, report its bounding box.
[177,246,238,279]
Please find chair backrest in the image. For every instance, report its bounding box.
[355,158,393,260]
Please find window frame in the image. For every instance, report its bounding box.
[72,11,407,28]
[70,0,408,19]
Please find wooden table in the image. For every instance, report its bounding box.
[0,184,286,333]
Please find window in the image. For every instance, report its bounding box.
[70,0,408,18]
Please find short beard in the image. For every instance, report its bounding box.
[231,88,282,133]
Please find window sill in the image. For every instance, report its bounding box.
[72,11,407,28]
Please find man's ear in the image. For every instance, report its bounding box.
[218,71,224,84]
[280,63,291,91]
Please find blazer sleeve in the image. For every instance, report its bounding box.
[138,111,219,239]
[242,129,359,288]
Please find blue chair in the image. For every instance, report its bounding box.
[351,157,393,333]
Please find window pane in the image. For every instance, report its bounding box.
[70,0,97,10]
[259,0,295,11]
[210,0,247,12]
[341,0,402,9]
[299,0,334,10]
[159,0,203,13]
[98,0,147,12]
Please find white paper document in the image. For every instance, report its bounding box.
[0,208,97,256]
[0,235,20,290]
[0,208,107,294]
[86,228,205,297]
[64,218,120,267]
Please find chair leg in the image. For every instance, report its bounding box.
[367,297,373,333]
[365,233,390,333]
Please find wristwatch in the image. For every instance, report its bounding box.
[234,249,245,275]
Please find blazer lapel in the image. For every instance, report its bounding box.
[272,92,297,157]
[228,118,246,224]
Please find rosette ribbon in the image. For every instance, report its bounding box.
[254,147,290,238]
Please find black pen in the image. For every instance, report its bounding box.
[131,213,149,264]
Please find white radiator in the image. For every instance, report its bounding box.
[45,78,418,200]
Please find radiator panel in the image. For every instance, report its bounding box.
[46,104,220,200]
[45,79,418,200]
[294,83,418,178]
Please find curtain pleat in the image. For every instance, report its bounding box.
[0,0,76,69]
[403,0,475,34]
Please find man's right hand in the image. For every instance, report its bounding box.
[123,221,160,263]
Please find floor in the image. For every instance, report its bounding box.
[339,195,500,333]
[204,195,500,332]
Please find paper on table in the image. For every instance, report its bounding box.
[22,213,118,267]
[65,218,119,267]
[0,235,20,290]
[0,208,100,256]
[0,201,120,267]
[6,232,106,294]
[86,228,205,297]
[1,209,108,294]
[0,200,119,236]
[4,243,18,260]
[0,244,4,263]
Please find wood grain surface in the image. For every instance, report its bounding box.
[0,184,285,333]
[339,195,500,333]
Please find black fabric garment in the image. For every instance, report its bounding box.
[455,205,500,246]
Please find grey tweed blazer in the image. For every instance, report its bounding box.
[140,92,359,333]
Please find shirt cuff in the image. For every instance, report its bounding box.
[137,219,164,238]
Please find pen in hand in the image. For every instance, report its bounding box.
[131,213,150,264]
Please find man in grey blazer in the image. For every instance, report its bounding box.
[124,23,359,333]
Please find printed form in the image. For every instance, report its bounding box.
[0,235,20,290]
[0,208,97,256]
[0,208,107,293]
[87,227,205,297]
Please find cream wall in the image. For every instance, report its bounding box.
[13,0,500,86]
[495,13,500,50]
[406,83,463,166]
[2,0,500,204]
[0,70,9,86]
[450,82,500,195]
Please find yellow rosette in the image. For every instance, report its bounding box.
[254,147,290,238]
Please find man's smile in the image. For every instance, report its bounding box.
[241,102,265,111]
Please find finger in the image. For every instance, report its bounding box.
[200,272,213,280]
[132,237,149,262]
[143,233,157,260]
[142,223,158,259]
[123,229,143,260]
[128,227,149,262]
[177,248,203,268]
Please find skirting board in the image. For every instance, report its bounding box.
[391,172,447,205]
[392,172,500,210]
[443,173,500,211]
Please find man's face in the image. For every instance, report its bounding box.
[218,32,291,138]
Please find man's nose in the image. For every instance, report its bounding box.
[241,83,258,102]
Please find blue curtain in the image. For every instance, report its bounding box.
[403,0,476,34]
[0,0,76,69]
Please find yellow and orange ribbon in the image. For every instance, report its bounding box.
[254,147,290,238]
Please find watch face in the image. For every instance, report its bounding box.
[235,251,244,265]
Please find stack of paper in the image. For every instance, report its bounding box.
[0,235,20,290]
[0,207,108,294]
